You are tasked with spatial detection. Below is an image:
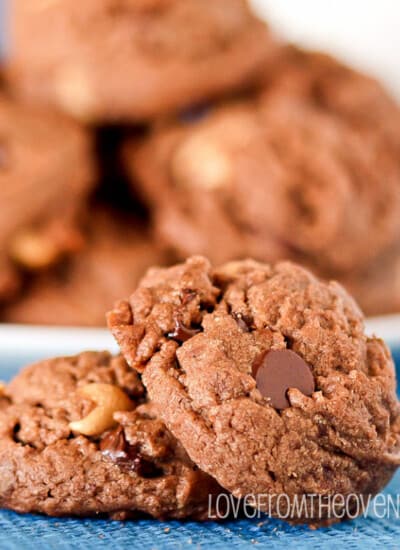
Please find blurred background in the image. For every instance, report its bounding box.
[252,0,400,98]
[1,0,400,331]
[2,1,400,93]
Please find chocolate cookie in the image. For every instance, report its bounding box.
[0,351,222,519]
[108,256,400,524]
[2,207,168,326]
[9,0,276,123]
[124,47,400,278]
[0,90,94,303]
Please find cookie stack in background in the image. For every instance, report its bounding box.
[2,0,400,326]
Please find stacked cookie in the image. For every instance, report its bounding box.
[124,46,400,315]
[1,4,400,526]
[0,0,399,324]
[0,0,274,325]
[1,256,400,525]
[0,90,93,304]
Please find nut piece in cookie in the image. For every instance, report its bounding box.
[108,256,400,525]
[69,383,135,436]
[9,0,277,122]
[0,351,223,519]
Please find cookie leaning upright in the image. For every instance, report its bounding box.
[8,0,276,123]
[0,90,94,302]
[108,256,400,524]
[0,351,223,519]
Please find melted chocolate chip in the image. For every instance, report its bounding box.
[100,426,162,478]
[253,349,315,409]
[167,318,201,343]
[180,288,197,306]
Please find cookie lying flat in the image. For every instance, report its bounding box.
[0,91,94,302]
[9,0,275,123]
[0,351,222,519]
[125,47,400,277]
[108,256,400,525]
[2,207,168,326]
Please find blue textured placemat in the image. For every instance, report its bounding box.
[1,349,400,549]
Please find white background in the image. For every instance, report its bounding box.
[251,0,400,98]
[1,1,399,96]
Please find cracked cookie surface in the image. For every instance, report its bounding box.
[0,351,223,519]
[108,256,400,524]
[9,0,276,122]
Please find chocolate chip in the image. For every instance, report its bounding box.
[253,349,315,409]
[167,318,201,342]
[100,425,127,461]
[100,426,162,478]
[232,311,253,332]
[179,104,210,124]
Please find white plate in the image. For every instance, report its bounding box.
[0,315,399,379]
[0,324,117,378]
[365,315,400,349]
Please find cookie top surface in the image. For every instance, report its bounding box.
[126,47,400,275]
[2,207,168,326]
[108,256,400,522]
[0,91,94,301]
[10,0,275,122]
[0,350,222,519]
